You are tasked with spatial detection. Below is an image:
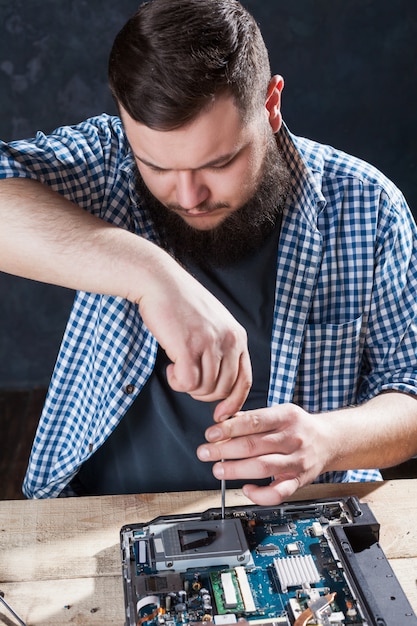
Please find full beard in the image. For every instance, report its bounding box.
[135,132,292,269]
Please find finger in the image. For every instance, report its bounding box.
[189,342,252,407]
[206,411,263,442]
[209,403,305,440]
[166,337,250,401]
[203,453,301,505]
[205,406,284,444]
[165,359,202,393]
[168,347,252,418]
[188,345,238,399]
[197,429,288,464]
[242,477,301,506]
[213,349,252,420]
[211,454,293,482]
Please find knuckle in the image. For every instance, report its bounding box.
[220,420,233,439]
[257,457,275,478]
[224,325,246,349]
[286,402,305,420]
[248,412,263,433]
[290,452,306,474]
[244,435,258,456]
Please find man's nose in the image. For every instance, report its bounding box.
[175,170,209,209]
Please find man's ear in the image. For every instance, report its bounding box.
[265,75,284,133]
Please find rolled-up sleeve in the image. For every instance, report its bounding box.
[0,114,129,217]
[359,189,417,400]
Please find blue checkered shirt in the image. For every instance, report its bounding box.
[1,115,416,498]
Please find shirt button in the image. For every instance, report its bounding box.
[125,384,135,395]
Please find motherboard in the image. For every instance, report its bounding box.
[120,497,417,626]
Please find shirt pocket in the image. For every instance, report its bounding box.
[293,315,364,412]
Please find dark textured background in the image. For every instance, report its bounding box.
[1,0,416,388]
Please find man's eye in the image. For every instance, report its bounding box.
[209,162,231,171]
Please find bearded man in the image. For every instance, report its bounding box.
[0,0,416,502]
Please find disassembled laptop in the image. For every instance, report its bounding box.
[120,496,417,626]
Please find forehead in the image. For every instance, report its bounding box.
[120,96,262,170]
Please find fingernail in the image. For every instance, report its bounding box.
[206,427,222,441]
[198,447,210,460]
[214,463,224,478]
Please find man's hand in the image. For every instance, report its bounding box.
[196,394,417,505]
[137,257,252,420]
[196,404,327,505]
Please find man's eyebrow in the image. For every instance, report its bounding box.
[134,150,239,171]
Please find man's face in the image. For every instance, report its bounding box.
[121,95,272,231]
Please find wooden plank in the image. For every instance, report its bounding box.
[0,576,124,626]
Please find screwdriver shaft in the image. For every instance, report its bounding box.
[221,465,226,519]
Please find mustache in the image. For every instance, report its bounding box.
[167,201,230,213]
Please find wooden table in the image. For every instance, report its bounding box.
[0,480,416,625]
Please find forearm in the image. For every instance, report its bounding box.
[322,391,417,472]
[0,178,172,303]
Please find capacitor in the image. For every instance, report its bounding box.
[178,590,187,603]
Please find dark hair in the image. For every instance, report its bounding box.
[108,0,271,130]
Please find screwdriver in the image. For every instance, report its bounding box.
[221,467,226,519]
[210,400,227,519]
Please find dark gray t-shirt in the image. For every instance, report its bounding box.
[73,223,280,495]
